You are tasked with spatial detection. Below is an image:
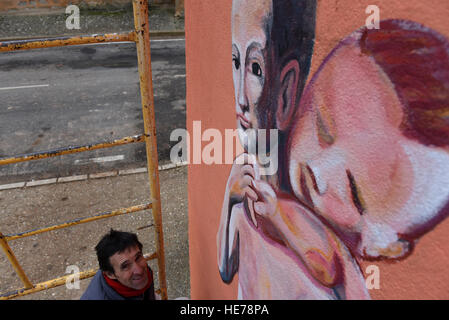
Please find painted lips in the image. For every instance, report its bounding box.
[237,113,251,129]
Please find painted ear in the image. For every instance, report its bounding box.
[276,60,300,131]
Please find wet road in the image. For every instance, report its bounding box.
[0,38,186,184]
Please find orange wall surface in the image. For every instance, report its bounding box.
[186,0,449,299]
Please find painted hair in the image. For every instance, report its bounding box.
[260,0,317,131]
[360,20,449,147]
[270,0,317,100]
[258,0,317,190]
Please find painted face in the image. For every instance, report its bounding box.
[231,0,272,150]
[106,245,149,290]
[288,43,449,259]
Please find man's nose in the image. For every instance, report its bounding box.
[131,262,145,275]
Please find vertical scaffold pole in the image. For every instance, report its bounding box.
[0,233,33,290]
[132,0,168,300]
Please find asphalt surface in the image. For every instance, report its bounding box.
[0,38,186,184]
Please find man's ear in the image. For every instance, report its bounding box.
[276,60,300,131]
[104,271,117,280]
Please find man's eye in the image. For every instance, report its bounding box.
[233,57,240,70]
[252,62,262,77]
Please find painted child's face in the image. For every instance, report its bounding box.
[231,0,272,150]
[288,44,449,259]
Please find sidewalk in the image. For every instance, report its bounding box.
[0,3,184,40]
[0,165,189,300]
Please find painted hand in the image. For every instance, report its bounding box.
[251,180,278,221]
[226,153,259,226]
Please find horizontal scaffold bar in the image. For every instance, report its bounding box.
[0,134,145,166]
[5,203,153,241]
[0,32,136,52]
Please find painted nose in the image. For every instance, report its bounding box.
[238,71,248,112]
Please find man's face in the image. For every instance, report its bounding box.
[232,0,272,150]
[106,245,149,290]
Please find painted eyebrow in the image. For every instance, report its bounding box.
[232,44,239,57]
[245,42,264,61]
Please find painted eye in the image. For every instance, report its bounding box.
[252,62,262,77]
[233,57,240,70]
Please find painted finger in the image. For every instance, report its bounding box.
[240,175,255,189]
[244,186,258,202]
[241,164,256,179]
[248,180,265,202]
[248,198,258,228]
[234,153,250,165]
[252,179,276,200]
[253,201,268,216]
[248,154,261,180]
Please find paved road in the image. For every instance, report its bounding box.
[0,38,186,184]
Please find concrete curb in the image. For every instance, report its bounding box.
[0,161,187,191]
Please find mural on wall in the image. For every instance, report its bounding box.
[217,0,449,299]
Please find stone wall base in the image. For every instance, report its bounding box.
[0,0,175,12]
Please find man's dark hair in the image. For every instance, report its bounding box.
[95,229,143,274]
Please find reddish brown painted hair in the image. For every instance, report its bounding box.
[360,20,449,147]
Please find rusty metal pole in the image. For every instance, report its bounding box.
[0,32,135,53]
[0,233,33,289]
[132,0,168,300]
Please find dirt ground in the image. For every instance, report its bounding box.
[0,166,189,300]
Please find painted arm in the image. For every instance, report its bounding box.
[217,153,258,284]
[252,180,343,287]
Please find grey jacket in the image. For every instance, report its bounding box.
[80,270,155,300]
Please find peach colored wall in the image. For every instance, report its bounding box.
[186,0,449,299]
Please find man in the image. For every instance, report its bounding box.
[81,229,156,300]
[217,0,369,299]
